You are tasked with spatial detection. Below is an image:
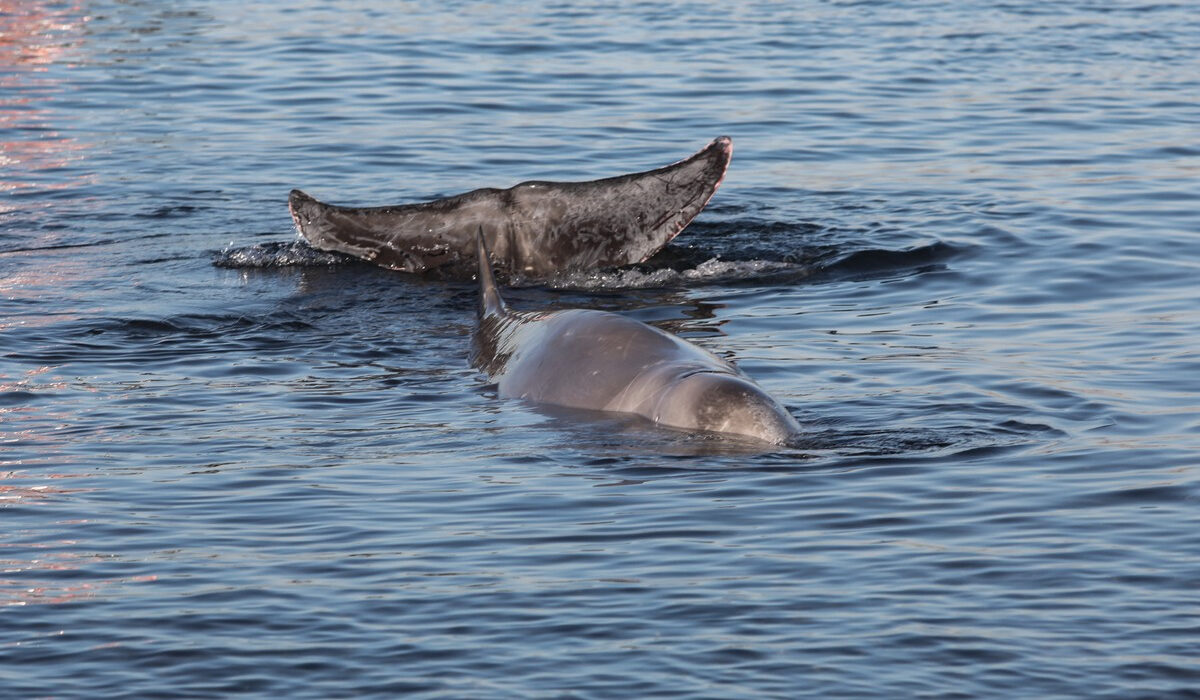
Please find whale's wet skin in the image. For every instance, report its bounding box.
[289,137,731,278]
[472,234,801,446]
[4,1,1199,698]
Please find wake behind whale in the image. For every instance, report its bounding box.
[215,227,959,291]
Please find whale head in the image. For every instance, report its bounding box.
[652,371,801,446]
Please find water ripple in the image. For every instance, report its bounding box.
[2,0,1199,697]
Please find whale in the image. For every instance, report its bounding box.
[471,231,802,446]
[289,136,732,279]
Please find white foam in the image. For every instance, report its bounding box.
[529,258,800,290]
[214,242,354,268]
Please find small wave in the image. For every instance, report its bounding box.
[9,312,319,366]
[524,241,957,291]
[212,225,959,289]
[528,258,804,290]
[213,241,358,268]
[822,241,961,279]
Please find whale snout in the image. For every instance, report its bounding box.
[654,372,801,445]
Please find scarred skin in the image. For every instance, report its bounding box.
[471,231,802,446]
[288,136,732,278]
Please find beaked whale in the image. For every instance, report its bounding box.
[471,231,802,446]
[289,137,732,279]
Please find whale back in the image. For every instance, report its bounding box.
[471,232,802,446]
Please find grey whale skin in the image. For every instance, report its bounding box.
[472,232,803,446]
[289,137,732,278]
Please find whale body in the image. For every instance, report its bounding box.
[471,232,801,445]
[289,137,732,279]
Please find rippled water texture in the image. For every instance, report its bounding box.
[3,1,1199,697]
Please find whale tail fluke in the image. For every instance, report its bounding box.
[288,137,732,278]
[476,228,506,319]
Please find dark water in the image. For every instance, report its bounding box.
[3,1,1199,697]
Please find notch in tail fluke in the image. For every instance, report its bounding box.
[476,228,506,319]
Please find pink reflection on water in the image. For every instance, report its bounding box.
[0,366,91,460]
[0,251,102,327]
[0,1,85,67]
[0,470,92,504]
[1,471,157,607]
[0,1,91,195]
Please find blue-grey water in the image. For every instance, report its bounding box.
[3,1,1199,697]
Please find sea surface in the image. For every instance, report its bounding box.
[3,1,1199,697]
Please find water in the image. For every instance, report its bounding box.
[3,1,1199,696]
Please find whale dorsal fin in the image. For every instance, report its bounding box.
[476,228,506,319]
